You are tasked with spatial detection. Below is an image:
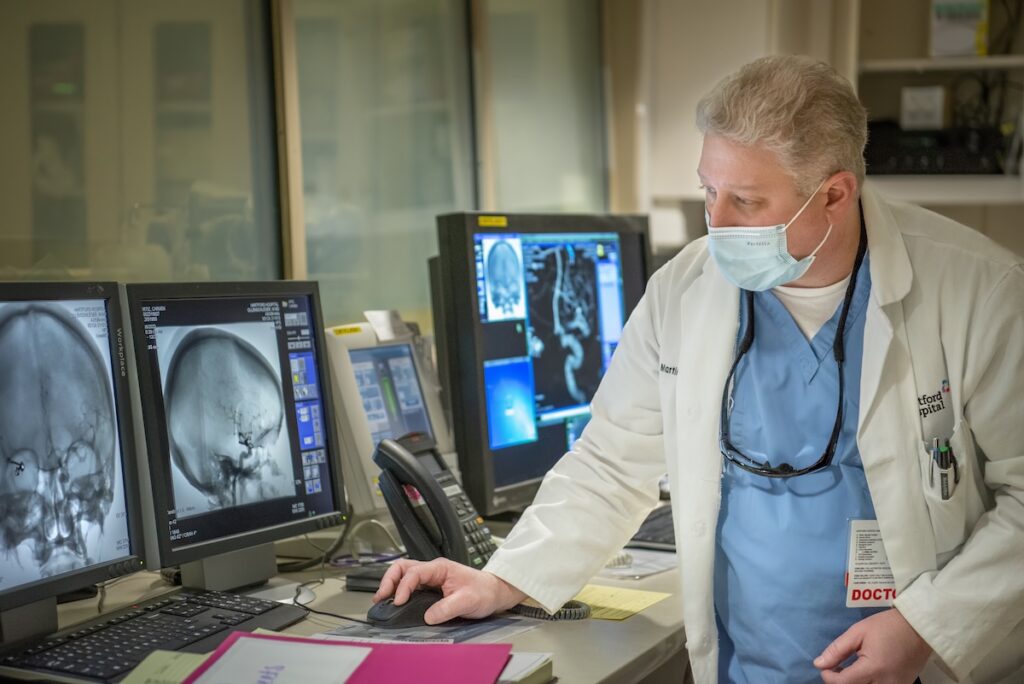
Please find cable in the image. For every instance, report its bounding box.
[509,599,591,621]
[348,518,404,553]
[291,578,373,625]
[330,551,407,569]
[277,517,405,573]
[277,519,354,573]
[96,576,131,614]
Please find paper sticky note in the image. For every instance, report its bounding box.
[573,584,671,620]
[121,650,207,684]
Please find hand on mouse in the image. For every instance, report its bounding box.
[373,558,526,625]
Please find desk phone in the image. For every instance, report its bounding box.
[374,433,496,569]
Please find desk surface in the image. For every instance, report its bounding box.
[59,563,687,684]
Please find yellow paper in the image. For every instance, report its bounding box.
[120,650,207,684]
[573,584,671,620]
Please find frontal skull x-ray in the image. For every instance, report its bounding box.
[156,323,295,518]
[483,237,527,321]
[0,301,129,589]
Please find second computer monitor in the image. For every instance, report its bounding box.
[126,281,345,588]
[324,322,454,516]
[434,213,650,515]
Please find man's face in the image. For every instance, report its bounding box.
[697,134,829,261]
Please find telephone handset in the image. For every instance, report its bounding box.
[373,434,496,569]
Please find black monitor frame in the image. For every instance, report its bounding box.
[125,281,346,570]
[0,282,146,613]
[434,213,651,516]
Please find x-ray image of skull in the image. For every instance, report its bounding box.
[0,303,117,579]
[484,239,526,320]
[161,326,294,514]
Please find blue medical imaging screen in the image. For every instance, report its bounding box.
[137,294,336,549]
[473,232,626,487]
[348,343,433,447]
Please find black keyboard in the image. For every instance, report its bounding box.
[627,505,675,551]
[0,588,307,683]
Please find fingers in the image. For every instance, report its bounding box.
[424,592,472,625]
[393,558,450,604]
[814,625,862,671]
[372,559,421,603]
[819,658,871,684]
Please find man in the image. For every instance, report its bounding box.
[375,56,1024,683]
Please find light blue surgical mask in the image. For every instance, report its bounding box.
[705,179,832,291]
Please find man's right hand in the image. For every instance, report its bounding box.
[372,558,527,625]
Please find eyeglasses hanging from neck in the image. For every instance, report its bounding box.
[718,214,868,479]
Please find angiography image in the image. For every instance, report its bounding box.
[525,243,603,410]
[0,300,129,589]
[155,323,295,518]
[483,237,527,321]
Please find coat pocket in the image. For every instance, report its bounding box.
[917,419,974,555]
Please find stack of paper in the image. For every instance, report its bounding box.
[190,632,512,684]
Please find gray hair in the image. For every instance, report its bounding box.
[696,55,867,195]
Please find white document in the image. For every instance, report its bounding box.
[190,638,371,684]
[845,520,898,608]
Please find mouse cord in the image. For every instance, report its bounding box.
[291,578,373,625]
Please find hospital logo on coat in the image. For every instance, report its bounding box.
[918,380,950,420]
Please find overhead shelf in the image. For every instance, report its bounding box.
[656,176,1024,207]
[859,54,1024,74]
[867,175,1024,205]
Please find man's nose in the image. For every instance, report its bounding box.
[705,202,738,229]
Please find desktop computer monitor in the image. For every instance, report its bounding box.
[0,282,145,646]
[324,323,454,517]
[125,281,346,590]
[432,213,650,515]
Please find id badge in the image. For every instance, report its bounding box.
[845,520,897,608]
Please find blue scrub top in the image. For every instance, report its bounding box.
[714,254,883,683]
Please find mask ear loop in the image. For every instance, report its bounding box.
[808,223,834,258]
[782,177,829,232]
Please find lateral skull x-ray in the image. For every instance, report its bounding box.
[160,325,294,515]
[0,303,118,578]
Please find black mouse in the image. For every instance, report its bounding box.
[367,588,444,628]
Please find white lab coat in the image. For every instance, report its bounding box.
[484,183,1024,683]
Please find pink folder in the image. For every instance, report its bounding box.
[183,631,513,684]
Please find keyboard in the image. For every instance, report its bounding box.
[0,588,307,683]
[627,505,676,551]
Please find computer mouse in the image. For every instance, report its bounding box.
[367,588,444,629]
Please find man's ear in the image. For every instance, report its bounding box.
[823,171,859,223]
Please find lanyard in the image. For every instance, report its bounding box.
[719,214,868,478]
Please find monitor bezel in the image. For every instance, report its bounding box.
[436,213,651,516]
[125,280,347,569]
[0,282,146,612]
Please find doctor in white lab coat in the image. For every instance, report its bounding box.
[375,56,1024,683]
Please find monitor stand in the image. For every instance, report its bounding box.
[0,596,58,647]
[180,543,277,592]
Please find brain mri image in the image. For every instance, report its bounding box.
[526,244,602,410]
[483,238,527,321]
[157,323,295,517]
[0,302,127,585]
